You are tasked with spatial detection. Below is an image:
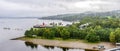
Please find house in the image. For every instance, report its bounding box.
[33,22,63,28]
[33,22,53,28]
[79,23,91,29]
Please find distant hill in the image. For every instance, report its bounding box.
[40,10,120,21]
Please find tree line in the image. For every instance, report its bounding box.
[25,16,120,43]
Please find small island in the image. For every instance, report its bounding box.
[17,17,120,51]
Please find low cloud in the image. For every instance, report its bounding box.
[0,0,120,17]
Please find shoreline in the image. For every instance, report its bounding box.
[13,37,116,51]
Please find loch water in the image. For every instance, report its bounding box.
[0,19,86,51]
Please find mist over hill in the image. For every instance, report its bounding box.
[40,10,120,21]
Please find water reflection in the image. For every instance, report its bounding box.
[43,46,69,51]
[24,42,38,49]
[43,46,55,49]
[62,48,69,51]
[24,41,84,51]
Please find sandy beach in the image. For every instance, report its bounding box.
[17,37,116,50]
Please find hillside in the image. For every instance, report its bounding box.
[40,10,120,21]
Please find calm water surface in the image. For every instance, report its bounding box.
[0,19,84,51]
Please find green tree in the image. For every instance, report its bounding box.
[25,30,31,37]
[43,28,55,39]
[109,32,116,43]
[79,30,87,39]
[60,28,70,39]
[37,28,46,36]
[85,33,100,42]
[33,29,40,36]
[85,29,100,42]
[114,28,120,42]
[54,27,62,37]
[67,25,80,39]
[25,28,35,38]
[96,29,110,41]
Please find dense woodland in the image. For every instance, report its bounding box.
[25,16,120,43]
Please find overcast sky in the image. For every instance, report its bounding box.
[0,0,120,17]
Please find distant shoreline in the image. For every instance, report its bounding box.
[13,37,115,51]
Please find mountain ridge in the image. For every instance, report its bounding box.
[40,10,120,21]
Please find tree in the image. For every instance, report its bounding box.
[43,28,55,39]
[33,29,40,36]
[25,29,34,38]
[79,30,87,39]
[53,27,61,37]
[37,28,46,36]
[96,29,110,41]
[114,28,120,42]
[85,33,100,42]
[25,30,31,37]
[60,28,70,39]
[71,30,80,39]
[109,32,116,43]
[67,25,80,39]
[85,29,100,42]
